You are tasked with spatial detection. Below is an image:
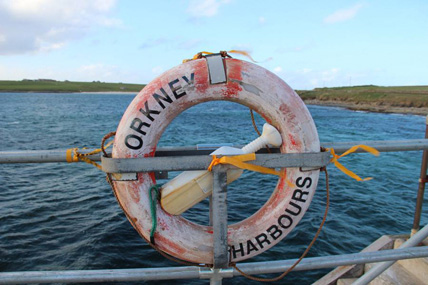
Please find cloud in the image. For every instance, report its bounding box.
[324,3,364,24]
[151,66,164,75]
[186,0,231,18]
[321,68,340,81]
[0,61,144,84]
[0,0,120,55]
[280,67,345,89]
[259,16,266,24]
[301,68,312,74]
[276,41,316,54]
[139,36,205,51]
[273,66,282,73]
[177,39,204,50]
[77,63,120,80]
[306,68,340,87]
[139,38,170,49]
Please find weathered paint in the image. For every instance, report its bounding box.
[112,58,320,264]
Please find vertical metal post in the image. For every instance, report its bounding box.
[210,165,229,284]
[412,115,428,236]
[209,196,213,226]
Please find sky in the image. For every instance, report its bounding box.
[0,0,427,90]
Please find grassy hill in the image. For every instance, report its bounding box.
[0,80,145,93]
[296,85,428,108]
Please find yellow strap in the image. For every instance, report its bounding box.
[77,140,114,157]
[65,140,114,169]
[184,50,257,63]
[208,154,297,187]
[327,145,380,181]
[192,51,214,59]
[208,153,282,176]
[78,156,103,170]
[227,50,257,62]
[66,148,78,163]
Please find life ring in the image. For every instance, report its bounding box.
[112,55,320,264]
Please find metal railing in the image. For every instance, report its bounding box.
[1,138,428,284]
[2,139,428,164]
[1,244,428,284]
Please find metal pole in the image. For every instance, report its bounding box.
[2,139,428,164]
[235,246,428,275]
[211,165,229,284]
[412,115,428,235]
[0,267,201,284]
[209,195,213,226]
[0,149,103,164]
[322,139,428,153]
[2,246,428,284]
[354,223,428,285]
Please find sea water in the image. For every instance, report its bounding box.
[0,92,426,284]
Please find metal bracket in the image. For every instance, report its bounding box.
[206,54,227,84]
[111,173,138,181]
[197,143,233,150]
[199,267,234,279]
[110,171,168,181]
[418,175,428,184]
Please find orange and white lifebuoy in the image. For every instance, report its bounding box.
[112,56,320,264]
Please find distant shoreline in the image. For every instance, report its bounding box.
[304,99,428,116]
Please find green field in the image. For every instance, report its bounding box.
[0,80,145,93]
[297,85,428,108]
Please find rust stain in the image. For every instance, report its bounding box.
[257,110,273,125]
[230,79,263,96]
[193,60,209,94]
[158,219,169,231]
[279,103,296,121]
[144,147,156,158]
[222,82,242,98]
[288,133,297,146]
[157,235,186,255]
[222,59,243,98]
[270,169,289,202]
[129,187,140,203]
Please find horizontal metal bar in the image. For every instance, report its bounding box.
[1,139,427,164]
[101,152,331,173]
[0,149,102,164]
[235,246,428,276]
[1,246,427,284]
[322,139,428,153]
[0,267,200,284]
